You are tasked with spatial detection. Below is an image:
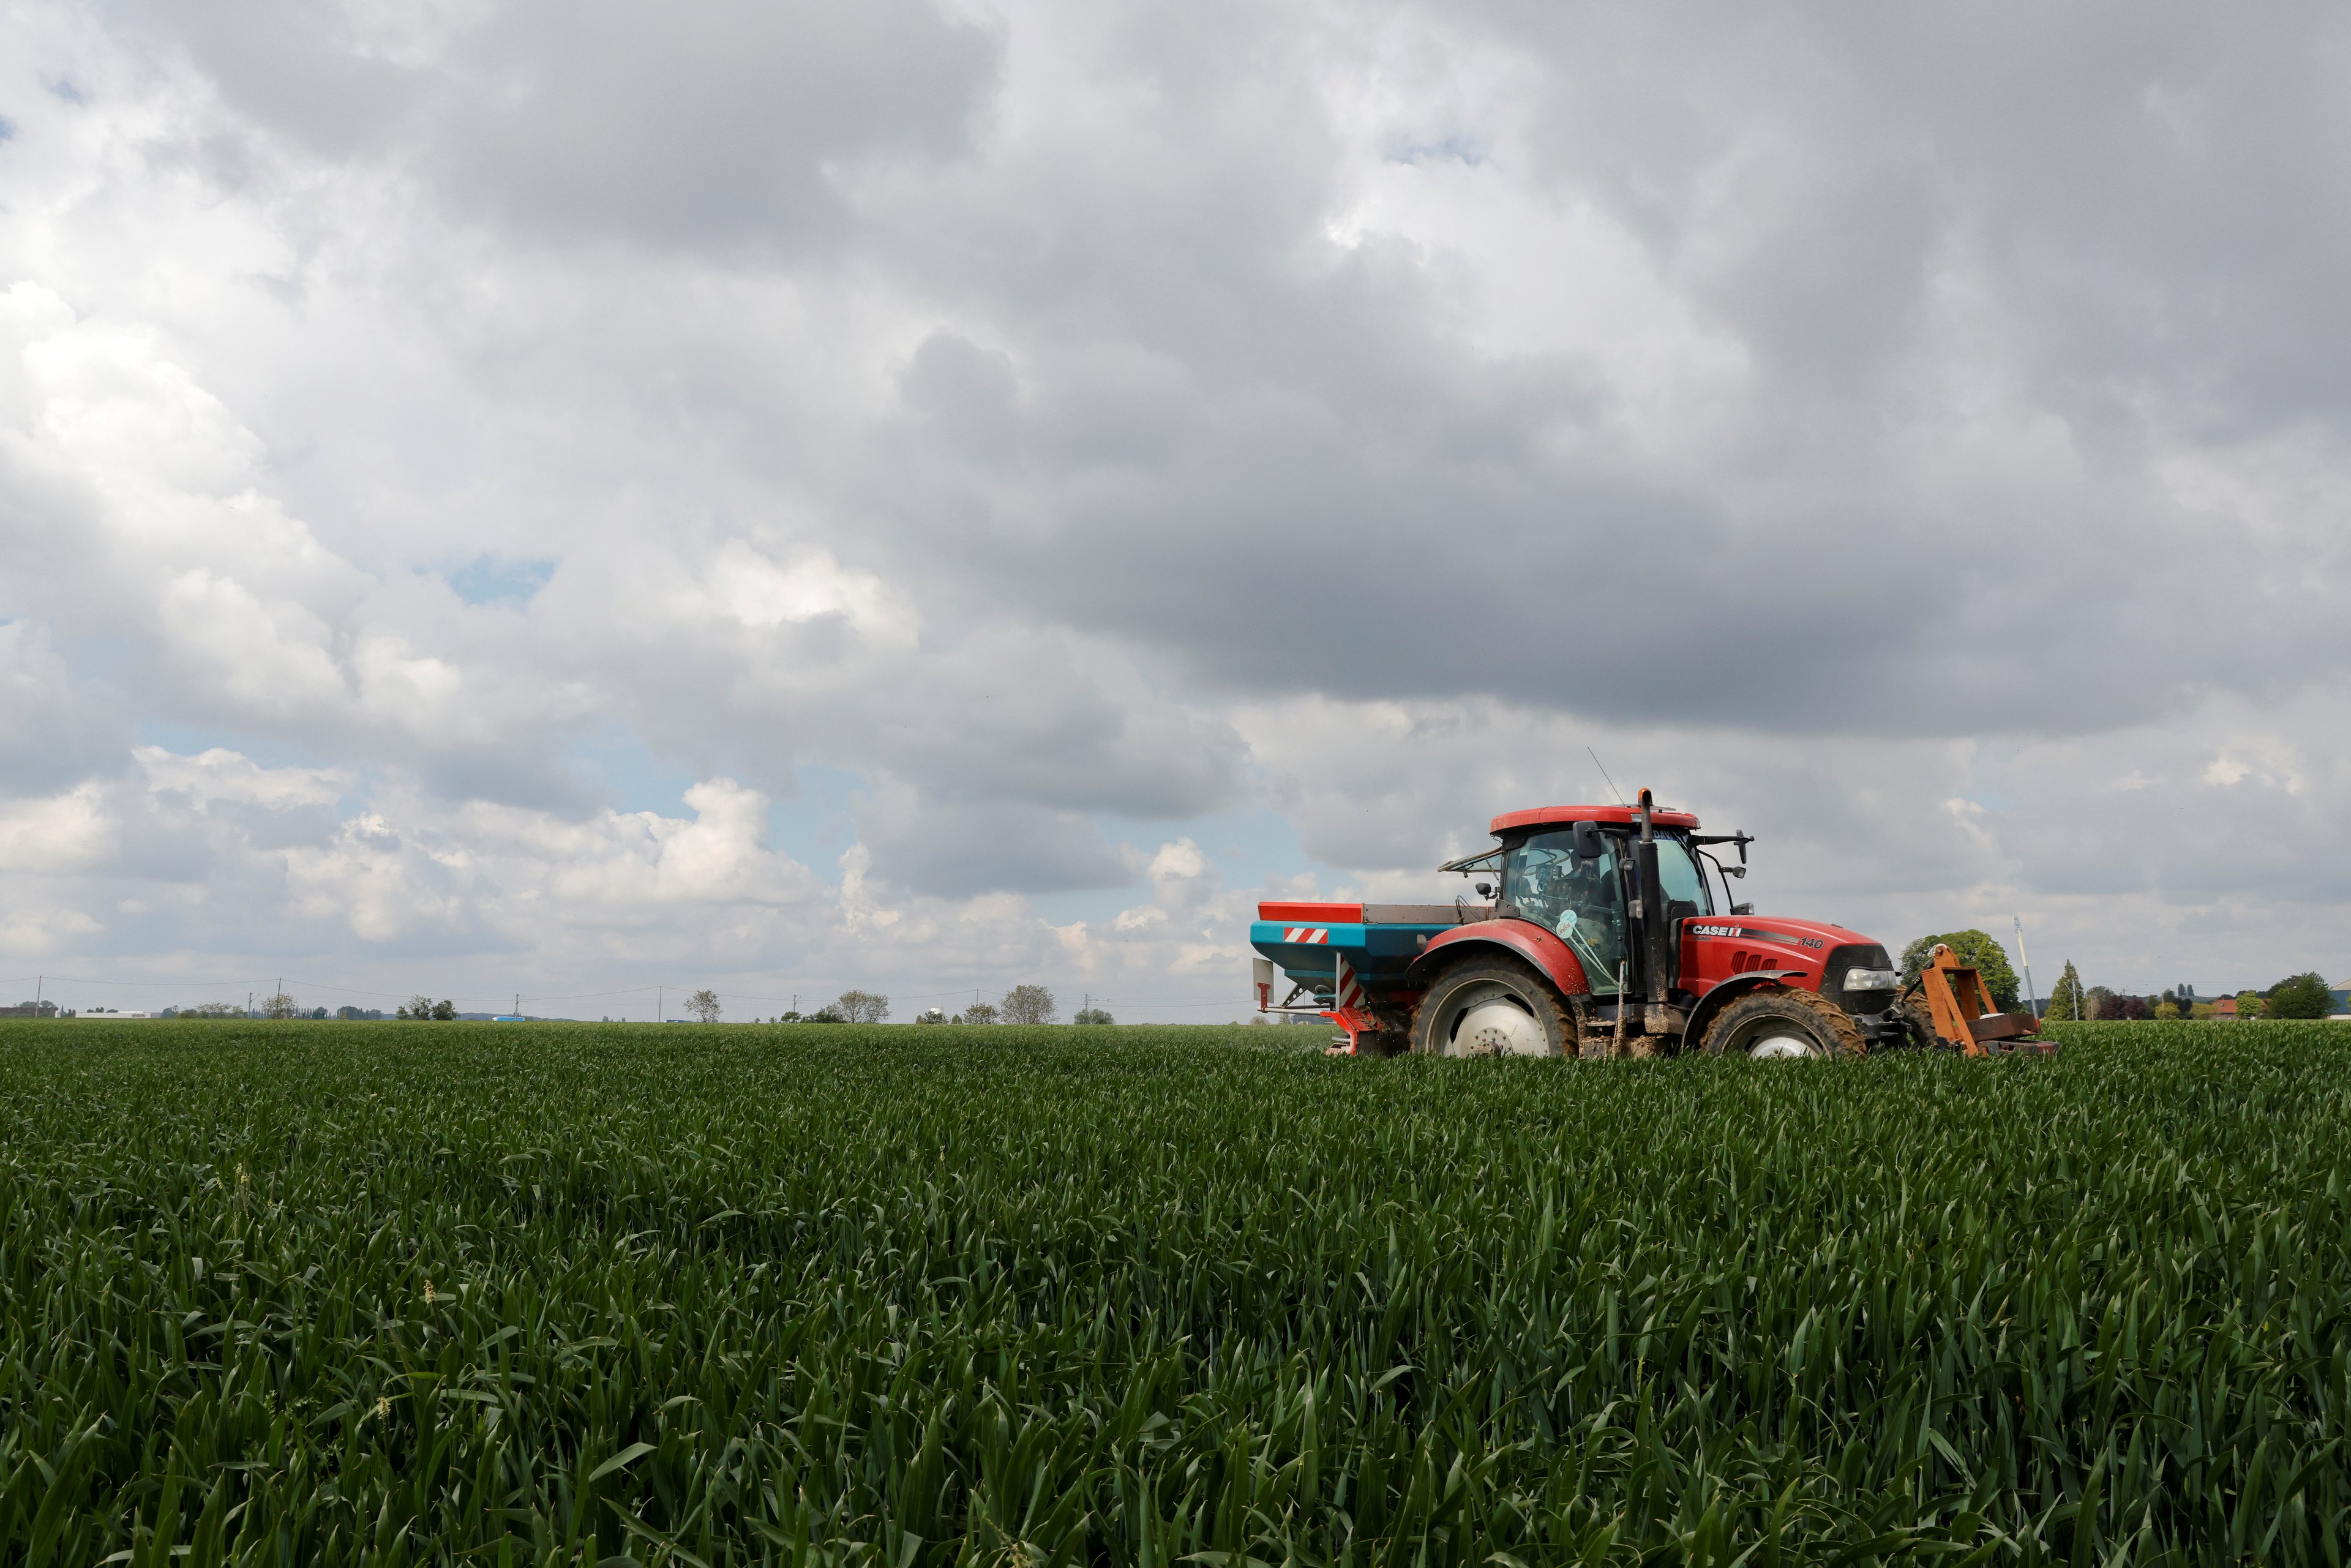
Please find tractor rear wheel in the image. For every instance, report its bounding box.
[1701,986,1867,1059]
[1408,958,1579,1057]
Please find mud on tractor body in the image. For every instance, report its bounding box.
[1248,790,2050,1059]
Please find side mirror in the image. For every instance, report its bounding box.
[1731,902,1753,916]
[1474,881,1493,898]
[1572,820,1604,860]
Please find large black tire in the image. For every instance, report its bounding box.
[1700,986,1867,1059]
[1899,992,1951,1050]
[1408,958,1580,1057]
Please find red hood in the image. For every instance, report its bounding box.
[1687,913,1881,951]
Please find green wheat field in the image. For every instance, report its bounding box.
[2,1019,2345,1566]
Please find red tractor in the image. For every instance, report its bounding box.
[1248,790,2048,1058]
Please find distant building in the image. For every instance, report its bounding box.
[0,1002,60,1018]
[75,1008,152,1018]
[2211,997,2239,1020]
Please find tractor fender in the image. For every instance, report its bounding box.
[1406,919,1592,998]
[1683,972,1809,1049]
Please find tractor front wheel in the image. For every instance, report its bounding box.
[1408,958,1579,1057]
[1701,986,1867,1059]
[1900,992,1952,1049]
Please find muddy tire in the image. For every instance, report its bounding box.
[1408,958,1580,1057]
[1900,992,1952,1050]
[1701,986,1867,1059]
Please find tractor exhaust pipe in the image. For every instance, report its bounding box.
[1634,789,1674,1035]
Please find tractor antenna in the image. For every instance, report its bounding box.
[1587,747,1626,806]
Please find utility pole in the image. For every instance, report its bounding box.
[514,992,521,1018]
[2014,917,2039,1021]
[34,975,41,1018]
[658,984,662,1025]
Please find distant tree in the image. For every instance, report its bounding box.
[917,1008,948,1024]
[1073,1007,1115,1025]
[2153,1001,2180,1021]
[806,1005,847,1023]
[261,992,299,1020]
[2111,994,2150,1021]
[2191,1002,2215,1019]
[2081,985,2115,1019]
[2265,972,2333,1020]
[186,1002,241,1018]
[308,1007,329,1019]
[687,988,722,1024]
[1000,985,1057,1025]
[777,1010,803,1023]
[430,1000,457,1021]
[835,990,890,1023]
[2236,990,2267,1021]
[397,994,435,1020]
[336,1005,365,1021]
[962,1002,999,1026]
[2045,961,2086,1022]
[1899,931,2021,1011]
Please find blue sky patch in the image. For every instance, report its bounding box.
[444,555,556,606]
[1387,133,1487,167]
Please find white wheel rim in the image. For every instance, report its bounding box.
[1443,986,1550,1056]
[1749,1033,1815,1059]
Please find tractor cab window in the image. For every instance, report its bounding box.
[1653,837,1714,917]
[1504,830,1629,992]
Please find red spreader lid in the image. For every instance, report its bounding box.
[1258,901,1365,923]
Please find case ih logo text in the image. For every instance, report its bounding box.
[1691,923,1829,951]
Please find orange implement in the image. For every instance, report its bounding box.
[1918,944,2055,1056]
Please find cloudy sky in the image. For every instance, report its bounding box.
[3,1,2345,1019]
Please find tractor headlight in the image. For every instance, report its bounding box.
[1842,968,1900,993]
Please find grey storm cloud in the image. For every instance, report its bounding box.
[127,0,998,249]
[824,2,2351,737]
[1,0,2346,1003]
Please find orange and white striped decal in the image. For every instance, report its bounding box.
[1284,927,1330,943]
[1335,955,1365,1012]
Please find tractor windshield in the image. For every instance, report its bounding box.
[1504,830,1629,991]
[1653,836,1714,916]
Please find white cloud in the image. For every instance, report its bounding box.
[136,745,350,808]
[0,784,118,872]
[0,908,105,956]
[700,542,916,646]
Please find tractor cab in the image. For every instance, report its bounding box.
[1448,807,1753,1002]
